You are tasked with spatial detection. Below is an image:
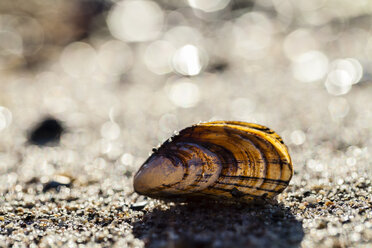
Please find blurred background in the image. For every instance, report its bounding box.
[0,0,371,247]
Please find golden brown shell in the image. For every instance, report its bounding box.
[133,121,293,202]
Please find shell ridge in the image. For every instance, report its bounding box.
[171,141,223,194]
[219,129,266,195]
[211,124,269,195]
[181,138,239,173]
[219,175,289,186]
[243,134,283,194]
[171,143,202,192]
[183,139,240,198]
[234,130,289,196]
[201,121,292,167]
[151,143,191,195]
[179,142,209,193]
[193,141,236,192]
[237,133,269,193]
[215,181,279,193]
[200,122,291,195]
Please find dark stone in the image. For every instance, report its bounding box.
[24,214,35,222]
[7,228,14,235]
[66,196,79,202]
[230,0,254,11]
[208,61,229,73]
[28,117,64,146]
[26,177,40,184]
[43,180,71,193]
[24,203,35,209]
[303,191,311,197]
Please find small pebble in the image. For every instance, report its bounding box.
[28,117,64,146]
[304,196,317,204]
[43,176,71,192]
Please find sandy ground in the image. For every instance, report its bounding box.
[0,1,371,247]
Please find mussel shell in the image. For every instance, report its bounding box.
[133,121,293,203]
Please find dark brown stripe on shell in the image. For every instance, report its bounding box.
[215,181,280,193]
[224,130,264,191]
[219,175,289,185]
[235,133,269,189]
[233,130,286,191]
[207,186,262,198]
[191,141,239,172]
[181,142,212,192]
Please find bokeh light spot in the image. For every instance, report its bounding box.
[283,29,318,60]
[0,30,24,70]
[290,130,306,145]
[101,121,121,140]
[188,0,231,13]
[121,153,134,166]
[97,40,133,75]
[107,0,164,42]
[164,26,203,48]
[233,12,273,60]
[329,58,363,85]
[0,106,12,131]
[60,42,97,78]
[0,30,23,55]
[328,97,350,120]
[325,70,352,95]
[291,50,328,83]
[172,44,205,76]
[145,40,175,75]
[168,80,200,108]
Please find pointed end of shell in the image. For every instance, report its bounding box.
[133,155,184,196]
